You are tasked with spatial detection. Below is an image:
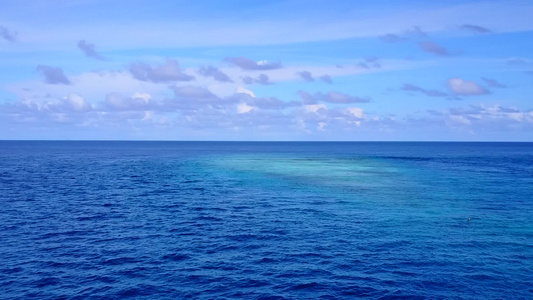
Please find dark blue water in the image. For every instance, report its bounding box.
[0,142,531,299]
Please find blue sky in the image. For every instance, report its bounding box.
[0,0,532,141]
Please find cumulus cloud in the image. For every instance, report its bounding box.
[346,107,364,118]
[297,72,331,84]
[172,85,219,102]
[419,41,451,56]
[237,102,254,114]
[255,97,297,109]
[198,66,233,82]
[236,87,255,97]
[319,75,333,84]
[297,104,366,131]
[77,40,105,60]
[446,105,533,127]
[129,59,194,83]
[481,77,506,88]
[242,74,272,85]
[3,86,530,139]
[401,83,447,97]
[304,104,327,113]
[0,25,16,42]
[167,85,239,111]
[104,93,157,111]
[255,74,271,85]
[175,105,294,133]
[237,95,298,111]
[107,85,240,113]
[2,93,91,116]
[234,91,299,111]
[36,65,71,85]
[61,93,91,112]
[225,57,282,70]
[460,24,492,34]
[447,78,490,96]
[0,94,174,132]
[298,71,315,82]
[300,90,370,104]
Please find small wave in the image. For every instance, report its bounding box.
[1,267,23,274]
[32,277,60,288]
[383,156,434,162]
[255,295,287,300]
[339,285,380,297]
[100,257,142,266]
[286,281,324,291]
[258,257,277,263]
[162,253,190,261]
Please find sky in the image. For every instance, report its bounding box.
[0,0,532,141]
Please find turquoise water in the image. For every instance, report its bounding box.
[0,142,531,299]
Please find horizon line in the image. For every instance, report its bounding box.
[1,140,532,143]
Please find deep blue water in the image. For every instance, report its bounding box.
[0,141,531,299]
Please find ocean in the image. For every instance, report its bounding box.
[0,141,531,299]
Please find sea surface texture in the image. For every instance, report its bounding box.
[0,141,531,299]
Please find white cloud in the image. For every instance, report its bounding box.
[104,93,156,111]
[133,92,152,101]
[449,115,471,125]
[305,104,327,113]
[65,93,90,112]
[445,104,533,128]
[129,60,195,83]
[225,57,282,70]
[236,87,255,98]
[7,58,418,105]
[237,102,254,114]
[447,78,489,96]
[346,107,363,118]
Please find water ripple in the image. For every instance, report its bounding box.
[0,141,531,299]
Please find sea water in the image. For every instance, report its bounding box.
[0,142,531,299]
